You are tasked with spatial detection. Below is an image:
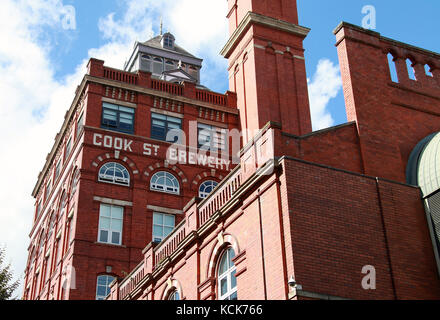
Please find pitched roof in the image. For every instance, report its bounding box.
[142,35,198,59]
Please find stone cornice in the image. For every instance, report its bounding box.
[220,11,310,58]
[334,21,440,60]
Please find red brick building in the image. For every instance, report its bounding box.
[24,0,440,300]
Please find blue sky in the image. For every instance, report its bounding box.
[47,0,440,126]
[0,0,439,297]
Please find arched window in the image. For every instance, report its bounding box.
[168,290,180,300]
[406,58,416,80]
[150,171,180,195]
[98,162,130,186]
[199,180,218,199]
[153,57,163,74]
[425,64,434,77]
[141,54,152,72]
[70,169,80,197]
[165,60,175,71]
[218,247,237,300]
[387,53,398,83]
[96,275,115,300]
[47,212,56,243]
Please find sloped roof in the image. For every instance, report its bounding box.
[142,35,198,59]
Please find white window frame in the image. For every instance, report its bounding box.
[98,162,130,186]
[150,171,180,195]
[96,275,115,300]
[98,204,124,246]
[152,212,175,243]
[218,248,237,300]
[199,180,219,199]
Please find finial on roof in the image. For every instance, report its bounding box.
[160,17,163,36]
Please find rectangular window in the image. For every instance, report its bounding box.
[98,204,123,245]
[198,123,226,151]
[55,160,61,180]
[152,212,175,243]
[76,112,84,139]
[151,112,182,143]
[36,201,42,218]
[65,137,72,160]
[101,102,135,134]
[45,180,52,202]
[56,236,63,264]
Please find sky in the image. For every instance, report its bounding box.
[0,0,439,298]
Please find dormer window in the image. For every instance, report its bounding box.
[161,33,175,50]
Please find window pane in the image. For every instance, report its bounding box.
[111,219,123,232]
[99,230,108,243]
[111,232,120,244]
[153,213,163,225]
[111,206,123,219]
[103,103,118,110]
[99,217,110,230]
[152,113,166,120]
[220,278,228,296]
[219,255,228,275]
[230,291,238,300]
[228,248,235,267]
[100,204,111,217]
[97,285,107,297]
[119,106,135,114]
[163,227,174,238]
[153,225,163,238]
[231,270,237,289]
[98,276,107,286]
[163,214,175,227]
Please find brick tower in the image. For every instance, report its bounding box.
[221,0,312,144]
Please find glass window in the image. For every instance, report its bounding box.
[163,35,174,49]
[65,137,72,160]
[47,212,56,242]
[55,160,62,180]
[96,275,115,300]
[45,180,52,202]
[151,112,182,143]
[101,102,135,134]
[76,112,84,139]
[198,123,226,151]
[71,169,80,196]
[218,248,237,300]
[98,204,123,245]
[168,290,180,300]
[152,212,175,243]
[98,162,130,186]
[165,60,175,71]
[199,180,219,199]
[153,57,163,74]
[36,201,42,218]
[150,171,180,195]
[140,55,152,72]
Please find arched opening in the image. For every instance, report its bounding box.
[387,53,398,83]
[406,58,416,80]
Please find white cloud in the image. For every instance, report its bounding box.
[0,0,342,299]
[307,59,342,131]
[0,0,230,298]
